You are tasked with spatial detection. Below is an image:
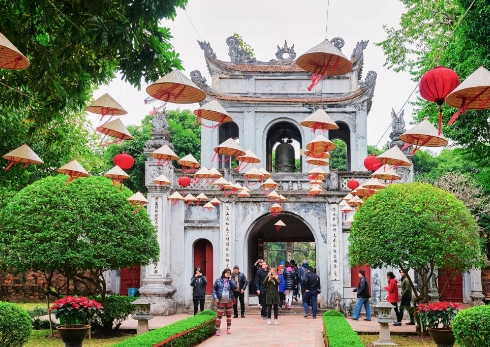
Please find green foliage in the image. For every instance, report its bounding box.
[265,242,316,268]
[167,109,201,162]
[113,310,217,347]
[0,175,159,300]
[329,139,347,171]
[92,295,136,331]
[322,310,364,347]
[367,145,383,156]
[453,304,490,347]
[233,33,255,57]
[348,182,485,303]
[27,307,48,318]
[0,301,32,347]
[31,318,52,331]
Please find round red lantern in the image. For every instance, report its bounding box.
[347,179,360,190]
[178,176,191,187]
[419,66,460,134]
[364,155,382,171]
[113,152,134,170]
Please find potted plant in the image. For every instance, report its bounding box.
[417,301,461,347]
[50,296,102,347]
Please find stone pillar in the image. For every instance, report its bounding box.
[470,267,485,306]
[285,242,294,262]
[373,301,398,346]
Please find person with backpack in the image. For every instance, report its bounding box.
[302,266,320,319]
[297,260,308,299]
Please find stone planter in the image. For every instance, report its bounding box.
[56,324,91,347]
[427,328,455,347]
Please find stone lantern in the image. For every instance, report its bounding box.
[372,301,397,346]
[132,298,155,335]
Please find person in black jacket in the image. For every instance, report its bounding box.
[190,266,208,315]
[232,265,248,318]
[351,269,371,321]
[282,262,297,309]
[254,262,269,319]
[302,266,320,319]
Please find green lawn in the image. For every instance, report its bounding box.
[360,334,460,346]
[25,330,130,347]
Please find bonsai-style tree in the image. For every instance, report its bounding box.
[348,182,485,304]
[0,175,159,302]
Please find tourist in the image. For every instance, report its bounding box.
[232,265,247,318]
[302,266,320,319]
[190,266,208,315]
[385,271,402,326]
[278,260,285,274]
[283,261,297,309]
[399,270,415,325]
[254,261,269,319]
[212,268,237,336]
[264,267,280,325]
[351,269,371,321]
[278,267,286,309]
[291,259,301,300]
[250,258,263,293]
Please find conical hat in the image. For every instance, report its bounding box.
[210,197,221,205]
[104,165,130,179]
[267,190,281,200]
[0,32,30,70]
[300,109,339,131]
[214,138,246,157]
[309,167,327,175]
[153,174,171,185]
[309,179,323,185]
[213,177,229,186]
[238,189,250,197]
[184,194,198,202]
[223,183,235,190]
[296,39,353,76]
[177,154,200,169]
[128,192,148,204]
[274,220,286,227]
[346,215,355,223]
[376,146,412,167]
[341,205,354,213]
[193,99,233,123]
[306,135,336,153]
[203,202,216,209]
[306,157,329,166]
[194,167,211,178]
[196,193,208,201]
[86,93,127,116]
[3,144,43,165]
[446,66,490,110]
[242,185,251,192]
[338,200,348,207]
[309,186,323,194]
[151,145,179,161]
[236,149,261,163]
[270,203,283,212]
[279,195,287,201]
[371,165,400,181]
[399,118,448,147]
[342,193,354,201]
[168,192,184,200]
[362,178,386,190]
[348,196,364,205]
[304,150,330,159]
[208,167,222,178]
[146,69,206,104]
[259,168,271,178]
[96,118,133,140]
[244,167,264,179]
[57,159,90,177]
[262,178,277,189]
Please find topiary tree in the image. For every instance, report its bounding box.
[0,301,32,347]
[452,305,490,347]
[0,175,159,302]
[348,182,485,304]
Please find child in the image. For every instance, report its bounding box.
[278,268,286,309]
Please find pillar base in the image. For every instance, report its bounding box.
[372,322,398,346]
[138,277,177,316]
[136,320,150,335]
[470,291,485,306]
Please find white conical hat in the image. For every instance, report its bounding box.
[304,150,330,159]
[274,219,286,227]
[346,215,355,223]
[341,205,354,213]
[210,197,221,205]
[146,69,206,104]
[262,178,278,189]
[213,138,246,157]
[362,178,386,190]
[306,157,329,166]
[446,66,490,110]
[371,165,400,181]
[306,135,336,153]
[338,200,348,207]
[203,202,216,209]
[259,168,271,178]
[300,109,339,131]
[168,192,185,200]
[270,204,283,212]
[184,194,198,202]
[308,167,327,175]
[208,167,222,178]
[0,32,30,70]
[237,189,250,197]
[128,192,148,204]
[153,174,171,185]
[244,167,264,180]
[267,190,281,200]
[213,177,229,186]
[151,145,178,161]
[236,149,261,163]
[3,144,43,165]
[196,193,208,201]
[177,154,200,169]
[57,159,90,180]
[279,194,287,201]
[296,39,353,76]
[96,118,133,140]
[376,146,412,167]
[86,93,127,116]
[399,118,448,147]
[194,167,211,178]
[193,99,233,123]
[104,165,130,179]
[342,193,354,201]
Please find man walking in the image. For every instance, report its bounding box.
[352,269,371,321]
[302,266,320,319]
[254,262,269,319]
[232,265,247,318]
[400,269,415,325]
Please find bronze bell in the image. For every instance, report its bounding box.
[275,137,296,172]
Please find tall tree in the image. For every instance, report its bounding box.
[329,139,347,171]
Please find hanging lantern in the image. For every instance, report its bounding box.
[363,155,382,171]
[127,192,148,214]
[178,176,191,188]
[104,165,130,190]
[270,204,283,217]
[168,192,185,206]
[347,179,360,190]
[193,99,233,129]
[274,220,286,231]
[419,66,460,135]
[3,144,43,171]
[0,32,30,70]
[57,160,90,184]
[113,152,134,170]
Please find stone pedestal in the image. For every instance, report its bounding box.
[373,301,397,346]
[470,267,485,306]
[138,277,177,316]
[137,319,150,335]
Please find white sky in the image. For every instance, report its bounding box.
[89,0,417,149]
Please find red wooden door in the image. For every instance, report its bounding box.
[438,269,463,302]
[120,266,140,295]
[351,265,371,295]
[194,239,213,295]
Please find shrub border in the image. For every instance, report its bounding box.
[322,310,364,347]
[152,318,215,347]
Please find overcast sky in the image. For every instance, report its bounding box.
[89,0,417,149]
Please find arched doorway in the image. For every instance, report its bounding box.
[218,121,239,169]
[265,121,302,173]
[329,122,351,170]
[193,239,213,295]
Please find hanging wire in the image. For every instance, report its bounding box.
[325,0,330,39]
[184,9,202,41]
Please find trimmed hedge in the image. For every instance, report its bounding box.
[323,310,364,347]
[453,305,490,347]
[0,301,32,347]
[113,310,217,347]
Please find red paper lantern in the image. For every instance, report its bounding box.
[113,152,134,170]
[364,155,382,171]
[347,179,360,190]
[419,66,460,134]
[178,176,191,187]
